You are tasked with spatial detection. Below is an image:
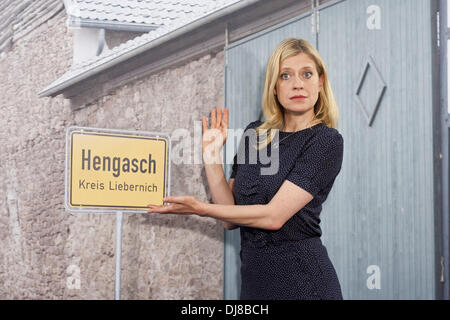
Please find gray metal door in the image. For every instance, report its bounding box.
[318,0,437,299]
[439,0,450,300]
[224,0,439,299]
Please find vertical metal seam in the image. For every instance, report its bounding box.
[316,0,320,35]
[439,0,449,300]
[223,22,229,300]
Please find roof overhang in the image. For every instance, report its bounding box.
[67,16,160,32]
[39,0,314,101]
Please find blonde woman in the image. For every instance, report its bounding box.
[148,38,344,300]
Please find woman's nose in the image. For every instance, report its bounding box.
[293,76,304,89]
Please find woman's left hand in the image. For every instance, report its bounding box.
[147,196,206,216]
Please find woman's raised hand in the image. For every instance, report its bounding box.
[202,107,229,163]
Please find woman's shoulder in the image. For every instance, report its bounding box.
[312,124,344,147]
[244,119,263,131]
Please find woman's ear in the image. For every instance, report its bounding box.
[319,74,324,91]
[273,88,277,95]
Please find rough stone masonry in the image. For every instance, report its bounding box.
[0,10,225,299]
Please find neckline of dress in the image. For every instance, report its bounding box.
[279,122,324,134]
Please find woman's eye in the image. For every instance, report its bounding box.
[280,72,312,80]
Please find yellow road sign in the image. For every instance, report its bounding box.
[65,127,170,213]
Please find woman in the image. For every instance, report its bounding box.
[147,38,344,300]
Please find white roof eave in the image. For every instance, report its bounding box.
[39,0,255,98]
[67,16,161,32]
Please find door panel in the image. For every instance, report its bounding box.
[224,0,436,300]
[317,0,435,299]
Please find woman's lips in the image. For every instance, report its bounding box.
[290,95,306,100]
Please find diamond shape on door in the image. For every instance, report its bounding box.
[354,56,387,126]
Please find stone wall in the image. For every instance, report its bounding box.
[0,11,225,299]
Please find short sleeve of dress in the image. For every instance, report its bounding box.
[229,120,261,180]
[286,131,344,197]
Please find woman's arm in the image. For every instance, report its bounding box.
[204,162,238,230]
[204,162,234,205]
[201,107,238,230]
[221,179,239,230]
[148,130,343,230]
[148,179,313,231]
[201,180,313,230]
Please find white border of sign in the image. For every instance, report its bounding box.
[65,126,171,214]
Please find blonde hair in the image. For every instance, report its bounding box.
[256,38,339,150]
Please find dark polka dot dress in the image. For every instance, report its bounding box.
[230,120,344,300]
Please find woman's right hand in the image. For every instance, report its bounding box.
[202,107,229,161]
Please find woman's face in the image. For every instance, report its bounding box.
[274,53,324,116]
